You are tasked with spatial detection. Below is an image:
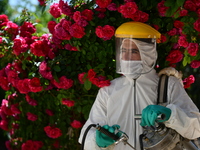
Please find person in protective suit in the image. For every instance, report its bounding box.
[78,21,200,150]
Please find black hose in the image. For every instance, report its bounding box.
[139,133,145,150]
[81,124,97,150]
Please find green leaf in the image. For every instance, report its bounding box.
[84,79,92,91]
[53,65,61,72]
[176,0,185,6]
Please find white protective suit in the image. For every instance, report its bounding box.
[78,39,200,150]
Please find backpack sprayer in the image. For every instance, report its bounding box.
[81,120,200,150]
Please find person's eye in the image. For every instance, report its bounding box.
[131,49,139,53]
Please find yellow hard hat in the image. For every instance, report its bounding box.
[115,21,161,43]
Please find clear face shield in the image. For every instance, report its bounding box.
[116,37,157,78]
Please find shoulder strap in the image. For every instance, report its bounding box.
[157,74,169,105]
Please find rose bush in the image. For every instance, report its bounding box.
[0,0,200,149]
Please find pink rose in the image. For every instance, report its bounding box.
[71,120,83,129]
[44,126,62,139]
[62,99,75,107]
[26,112,38,121]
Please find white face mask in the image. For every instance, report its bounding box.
[120,60,143,79]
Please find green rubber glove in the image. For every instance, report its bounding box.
[140,105,171,126]
[96,124,121,148]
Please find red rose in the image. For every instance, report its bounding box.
[10,104,21,114]
[64,44,78,51]
[71,120,83,129]
[184,0,196,11]
[50,3,61,18]
[69,23,85,38]
[179,9,188,17]
[26,112,38,121]
[161,34,167,43]
[95,25,115,40]
[137,11,149,22]
[13,37,28,55]
[187,43,199,56]
[0,14,9,29]
[194,19,200,32]
[45,109,54,116]
[78,72,86,84]
[96,0,112,8]
[21,140,43,150]
[174,20,184,29]
[44,126,62,139]
[73,11,82,23]
[4,21,19,37]
[183,75,195,89]
[81,9,94,21]
[58,0,74,16]
[62,98,75,107]
[118,2,138,18]
[97,80,111,87]
[190,60,200,68]
[17,79,31,94]
[28,77,43,93]
[30,40,51,57]
[178,36,188,48]
[0,120,9,131]
[166,50,183,64]
[0,76,10,91]
[20,22,36,38]
[107,3,117,11]
[51,76,73,89]
[88,69,96,79]
[157,0,169,16]
[25,94,38,106]
[47,21,57,34]
[53,23,72,40]
[167,28,178,36]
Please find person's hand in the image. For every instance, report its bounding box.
[140,105,171,126]
[96,124,121,148]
